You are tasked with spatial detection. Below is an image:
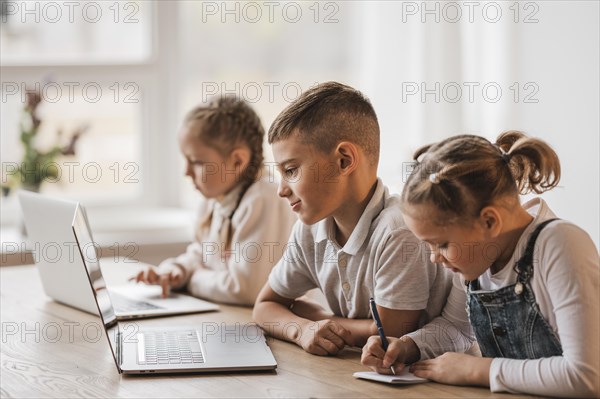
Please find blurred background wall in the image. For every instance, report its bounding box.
[1,1,598,247]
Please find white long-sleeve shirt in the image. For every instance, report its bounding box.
[161,172,296,306]
[406,198,599,397]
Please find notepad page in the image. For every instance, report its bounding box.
[353,369,428,384]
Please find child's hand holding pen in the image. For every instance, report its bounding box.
[366,298,421,375]
[360,333,422,375]
[369,298,396,374]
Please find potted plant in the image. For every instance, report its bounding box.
[2,89,88,195]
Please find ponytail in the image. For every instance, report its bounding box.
[401,131,561,223]
[496,130,560,194]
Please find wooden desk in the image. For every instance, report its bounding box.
[1,263,535,398]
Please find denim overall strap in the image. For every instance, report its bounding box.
[513,218,556,287]
[467,219,563,359]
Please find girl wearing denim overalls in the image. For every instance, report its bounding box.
[361,131,599,397]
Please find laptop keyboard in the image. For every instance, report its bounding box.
[137,330,204,365]
[111,293,162,312]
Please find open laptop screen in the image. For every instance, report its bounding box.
[72,203,122,370]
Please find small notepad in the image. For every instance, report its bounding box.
[353,369,428,385]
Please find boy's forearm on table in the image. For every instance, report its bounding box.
[289,298,332,321]
[330,317,376,347]
[254,301,312,344]
[288,301,375,347]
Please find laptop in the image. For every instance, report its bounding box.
[73,213,277,374]
[18,191,219,319]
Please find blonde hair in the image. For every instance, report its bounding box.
[184,96,264,187]
[184,96,265,248]
[401,130,561,223]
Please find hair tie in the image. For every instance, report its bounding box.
[429,173,440,184]
[495,144,511,164]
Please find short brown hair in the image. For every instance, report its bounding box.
[401,131,561,224]
[268,81,380,165]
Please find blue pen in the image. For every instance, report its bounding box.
[369,297,396,375]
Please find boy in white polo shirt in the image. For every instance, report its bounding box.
[253,82,458,356]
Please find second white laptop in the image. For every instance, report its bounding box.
[18,191,219,319]
[72,209,277,374]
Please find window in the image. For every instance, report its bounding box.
[1,1,156,226]
[0,0,152,64]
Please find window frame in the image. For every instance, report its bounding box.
[0,3,183,226]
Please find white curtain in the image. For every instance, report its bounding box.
[354,1,599,246]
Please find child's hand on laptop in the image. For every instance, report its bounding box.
[132,262,185,298]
